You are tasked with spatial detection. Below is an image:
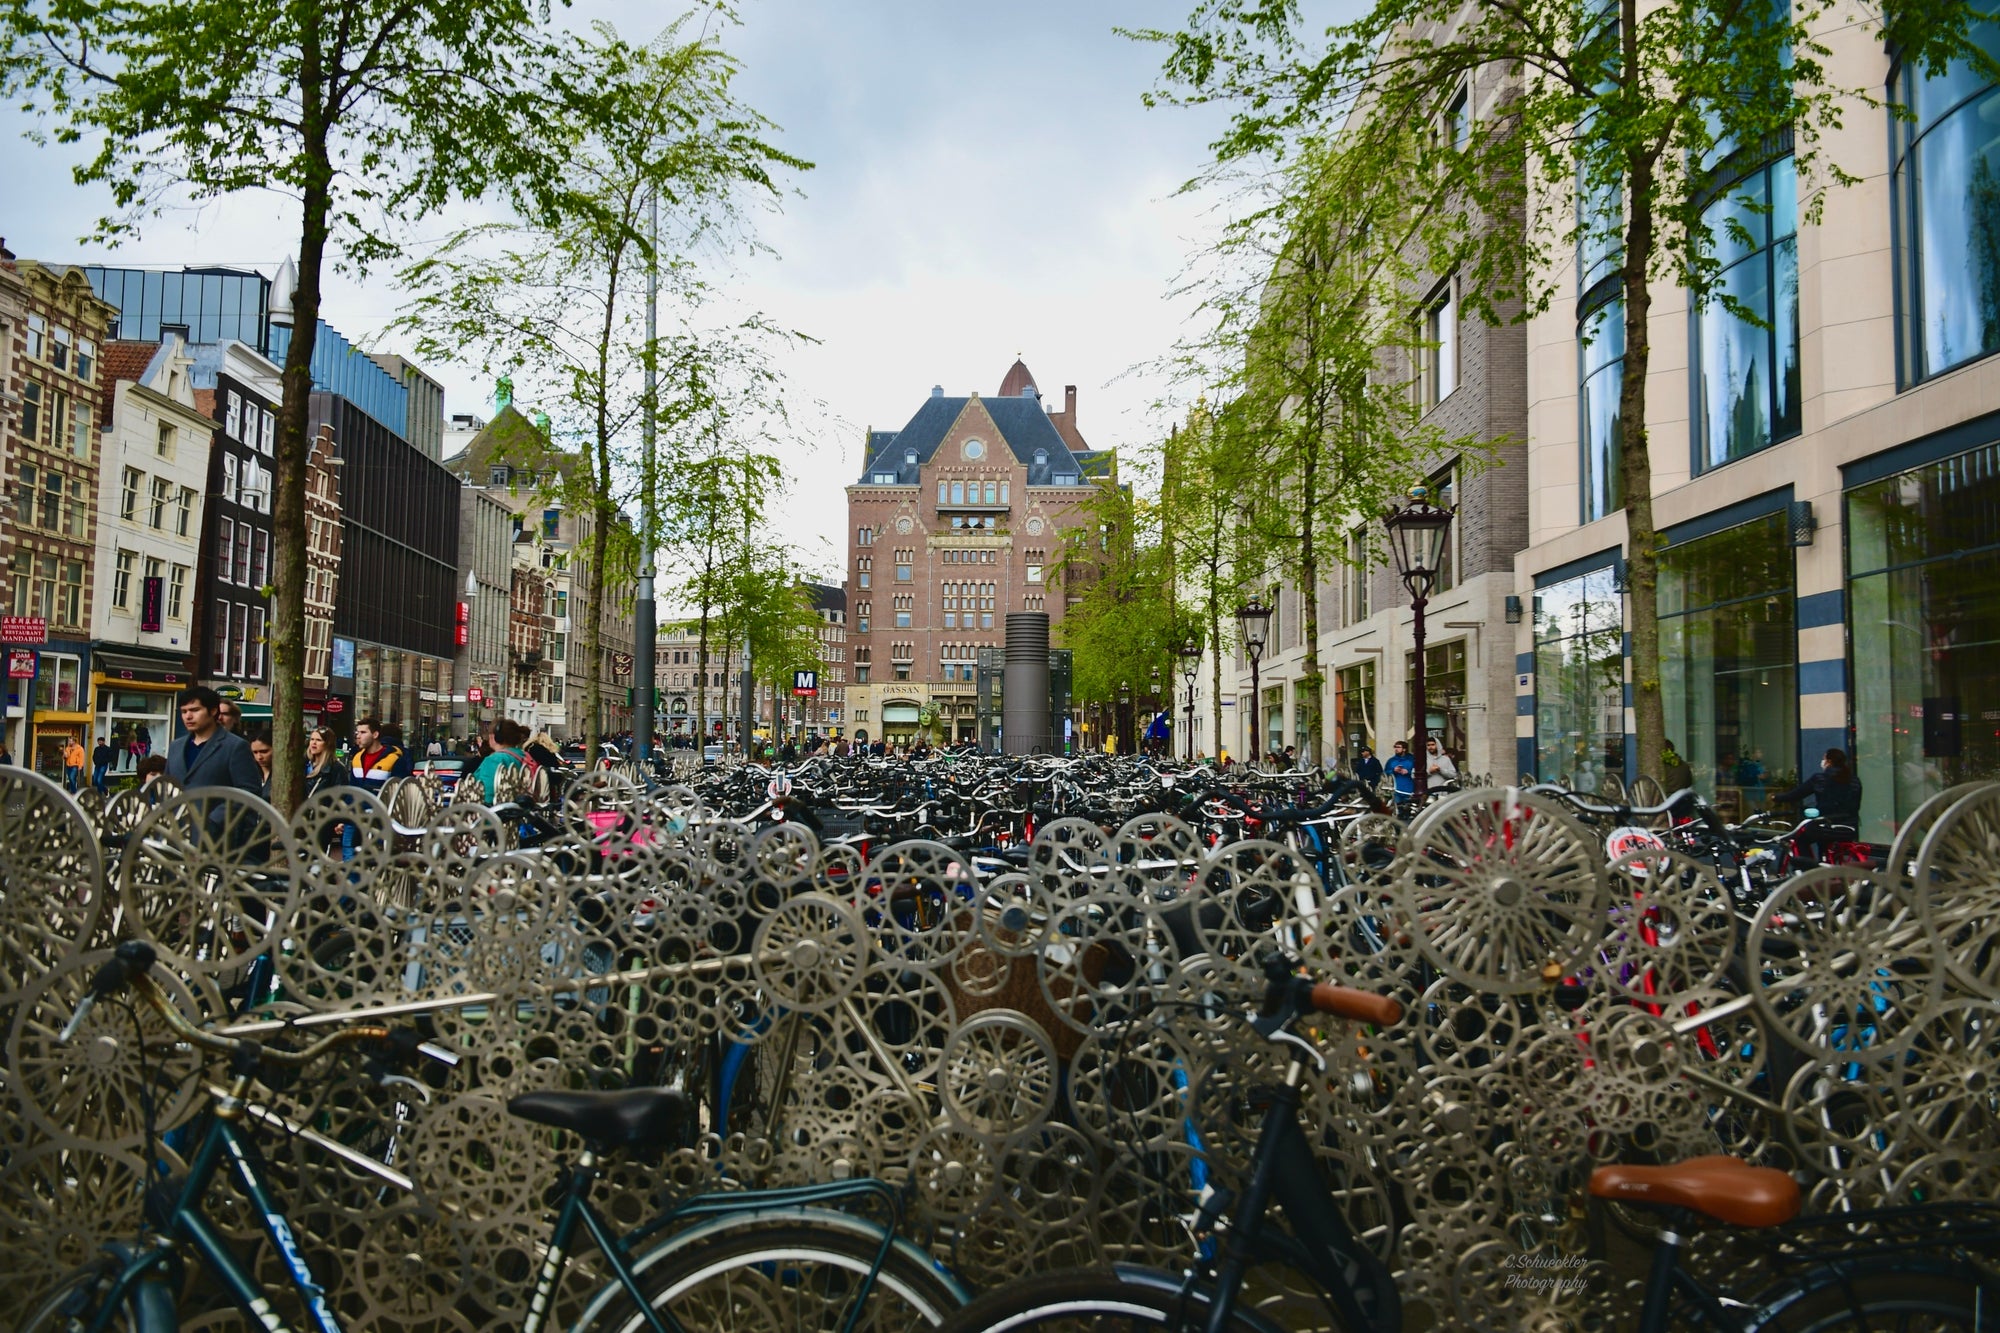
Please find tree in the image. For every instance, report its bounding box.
[1135,0,1994,778]
[1051,479,1180,733]
[1,0,645,810]
[664,451,783,750]
[390,18,805,759]
[1157,396,1257,754]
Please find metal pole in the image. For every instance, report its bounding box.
[632,188,660,765]
[1411,588,1429,806]
[1248,654,1262,769]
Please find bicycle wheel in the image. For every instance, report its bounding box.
[576,1215,967,1332]
[16,1261,163,1333]
[934,1270,1291,1333]
[1749,1266,1997,1331]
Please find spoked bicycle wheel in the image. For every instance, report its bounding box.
[575,1212,968,1332]
[935,1270,1294,1333]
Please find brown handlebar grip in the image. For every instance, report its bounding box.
[1308,983,1403,1027]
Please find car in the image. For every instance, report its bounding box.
[703,743,724,763]
[414,757,467,792]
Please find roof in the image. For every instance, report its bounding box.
[443,404,575,480]
[998,359,1037,398]
[856,391,1087,486]
[805,580,845,613]
[1074,449,1116,479]
[97,340,162,426]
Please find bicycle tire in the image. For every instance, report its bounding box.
[574,1215,967,1332]
[16,1261,164,1333]
[1748,1265,1998,1331]
[934,1269,1291,1333]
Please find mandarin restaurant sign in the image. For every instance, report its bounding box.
[0,616,47,645]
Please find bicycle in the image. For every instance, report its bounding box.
[935,953,2000,1333]
[25,940,970,1333]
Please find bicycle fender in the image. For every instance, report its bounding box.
[1744,1253,2000,1329]
[1102,1266,1290,1333]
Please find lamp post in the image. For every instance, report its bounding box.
[1382,484,1456,805]
[1117,680,1132,756]
[459,568,478,742]
[1236,596,1272,767]
[1148,666,1161,755]
[1176,631,1203,762]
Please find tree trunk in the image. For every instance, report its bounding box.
[1620,150,1665,783]
[1297,438,1323,769]
[268,44,328,816]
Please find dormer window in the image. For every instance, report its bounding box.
[872,472,896,484]
[905,450,917,465]
[1033,449,1048,466]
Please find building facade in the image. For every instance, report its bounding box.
[186,342,280,726]
[843,362,1111,746]
[0,244,29,761]
[803,580,846,736]
[6,261,116,775]
[91,336,210,772]
[456,484,514,740]
[303,424,343,702]
[1511,18,2000,840]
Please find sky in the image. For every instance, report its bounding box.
[0,0,1237,584]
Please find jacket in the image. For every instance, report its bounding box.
[303,761,348,802]
[1385,753,1416,794]
[350,744,405,793]
[1354,755,1383,786]
[165,727,265,794]
[1775,769,1863,823]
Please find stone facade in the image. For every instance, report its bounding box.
[843,362,1110,745]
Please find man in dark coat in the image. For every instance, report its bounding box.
[165,686,265,795]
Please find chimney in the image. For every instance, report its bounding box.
[0,237,13,264]
[931,385,943,398]
[1064,385,1077,419]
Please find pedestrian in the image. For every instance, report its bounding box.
[1353,745,1383,789]
[1426,738,1459,791]
[1386,740,1417,805]
[63,735,86,792]
[1662,739,1695,796]
[217,700,243,734]
[1283,744,1297,770]
[304,728,347,801]
[91,736,114,793]
[164,686,265,794]
[1771,748,1864,865]
[525,730,563,773]
[348,717,405,794]
[0,738,12,765]
[426,735,444,759]
[379,723,417,778]
[135,722,152,758]
[472,719,531,799]
[249,732,274,801]
[134,753,167,788]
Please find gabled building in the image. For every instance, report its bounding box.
[844,361,1111,746]
[90,335,211,773]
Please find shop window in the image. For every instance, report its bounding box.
[1694,155,1800,471]
[32,652,82,711]
[1580,295,1625,522]
[1893,21,2000,382]
[1334,662,1376,760]
[1534,565,1626,786]
[1658,512,1797,822]
[1405,639,1468,756]
[1848,439,2000,841]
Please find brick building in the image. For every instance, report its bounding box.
[803,580,846,736]
[303,424,343,700]
[5,259,117,774]
[844,362,1112,746]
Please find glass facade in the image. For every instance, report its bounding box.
[1580,298,1624,522]
[1658,513,1798,820]
[1847,441,2000,842]
[1695,157,1801,470]
[1334,661,1376,762]
[1894,22,2000,382]
[1407,639,1469,755]
[1535,566,1626,786]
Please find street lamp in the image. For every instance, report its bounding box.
[1147,666,1160,755]
[1118,680,1132,756]
[1176,630,1203,762]
[1236,596,1273,766]
[1382,483,1455,804]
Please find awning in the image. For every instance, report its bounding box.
[92,649,195,687]
[881,702,921,724]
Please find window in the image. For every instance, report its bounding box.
[233,603,250,676]
[951,481,965,504]
[1429,465,1458,593]
[858,525,873,545]
[51,326,70,373]
[226,391,242,440]
[1580,295,1625,523]
[112,549,135,609]
[1416,278,1458,409]
[157,422,175,457]
[550,632,567,662]
[223,454,239,504]
[1534,566,1626,785]
[168,565,188,621]
[1334,662,1377,759]
[26,314,44,360]
[554,590,568,618]
[63,477,85,537]
[859,571,871,588]
[176,487,196,535]
[856,666,871,684]
[489,465,510,486]
[1694,155,1800,471]
[39,470,60,530]
[121,467,141,521]
[212,602,232,673]
[1895,22,2000,381]
[261,411,274,454]
[872,472,897,484]
[982,613,993,629]
[149,476,171,529]
[235,525,252,587]
[1347,527,1371,622]
[251,529,269,588]
[12,464,31,527]
[21,381,40,441]
[895,663,911,680]
[542,509,560,539]
[57,560,83,628]
[249,607,266,678]
[75,339,94,383]
[1443,83,1470,151]
[29,650,80,711]
[999,481,1009,503]
[217,517,236,583]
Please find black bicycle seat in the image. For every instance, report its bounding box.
[507,1087,694,1150]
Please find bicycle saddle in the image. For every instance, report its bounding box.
[507,1088,694,1150]
[1589,1155,1800,1228]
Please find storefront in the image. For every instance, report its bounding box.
[26,643,92,780]
[1534,561,1626,787]
[351,642,454,743]
[1333,661,1376,763]
[1406,639,1470,758]
[92,649,192,778]
[1847,436,2000,843]
[1657,510,1798,821]
[880,699,922,744]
